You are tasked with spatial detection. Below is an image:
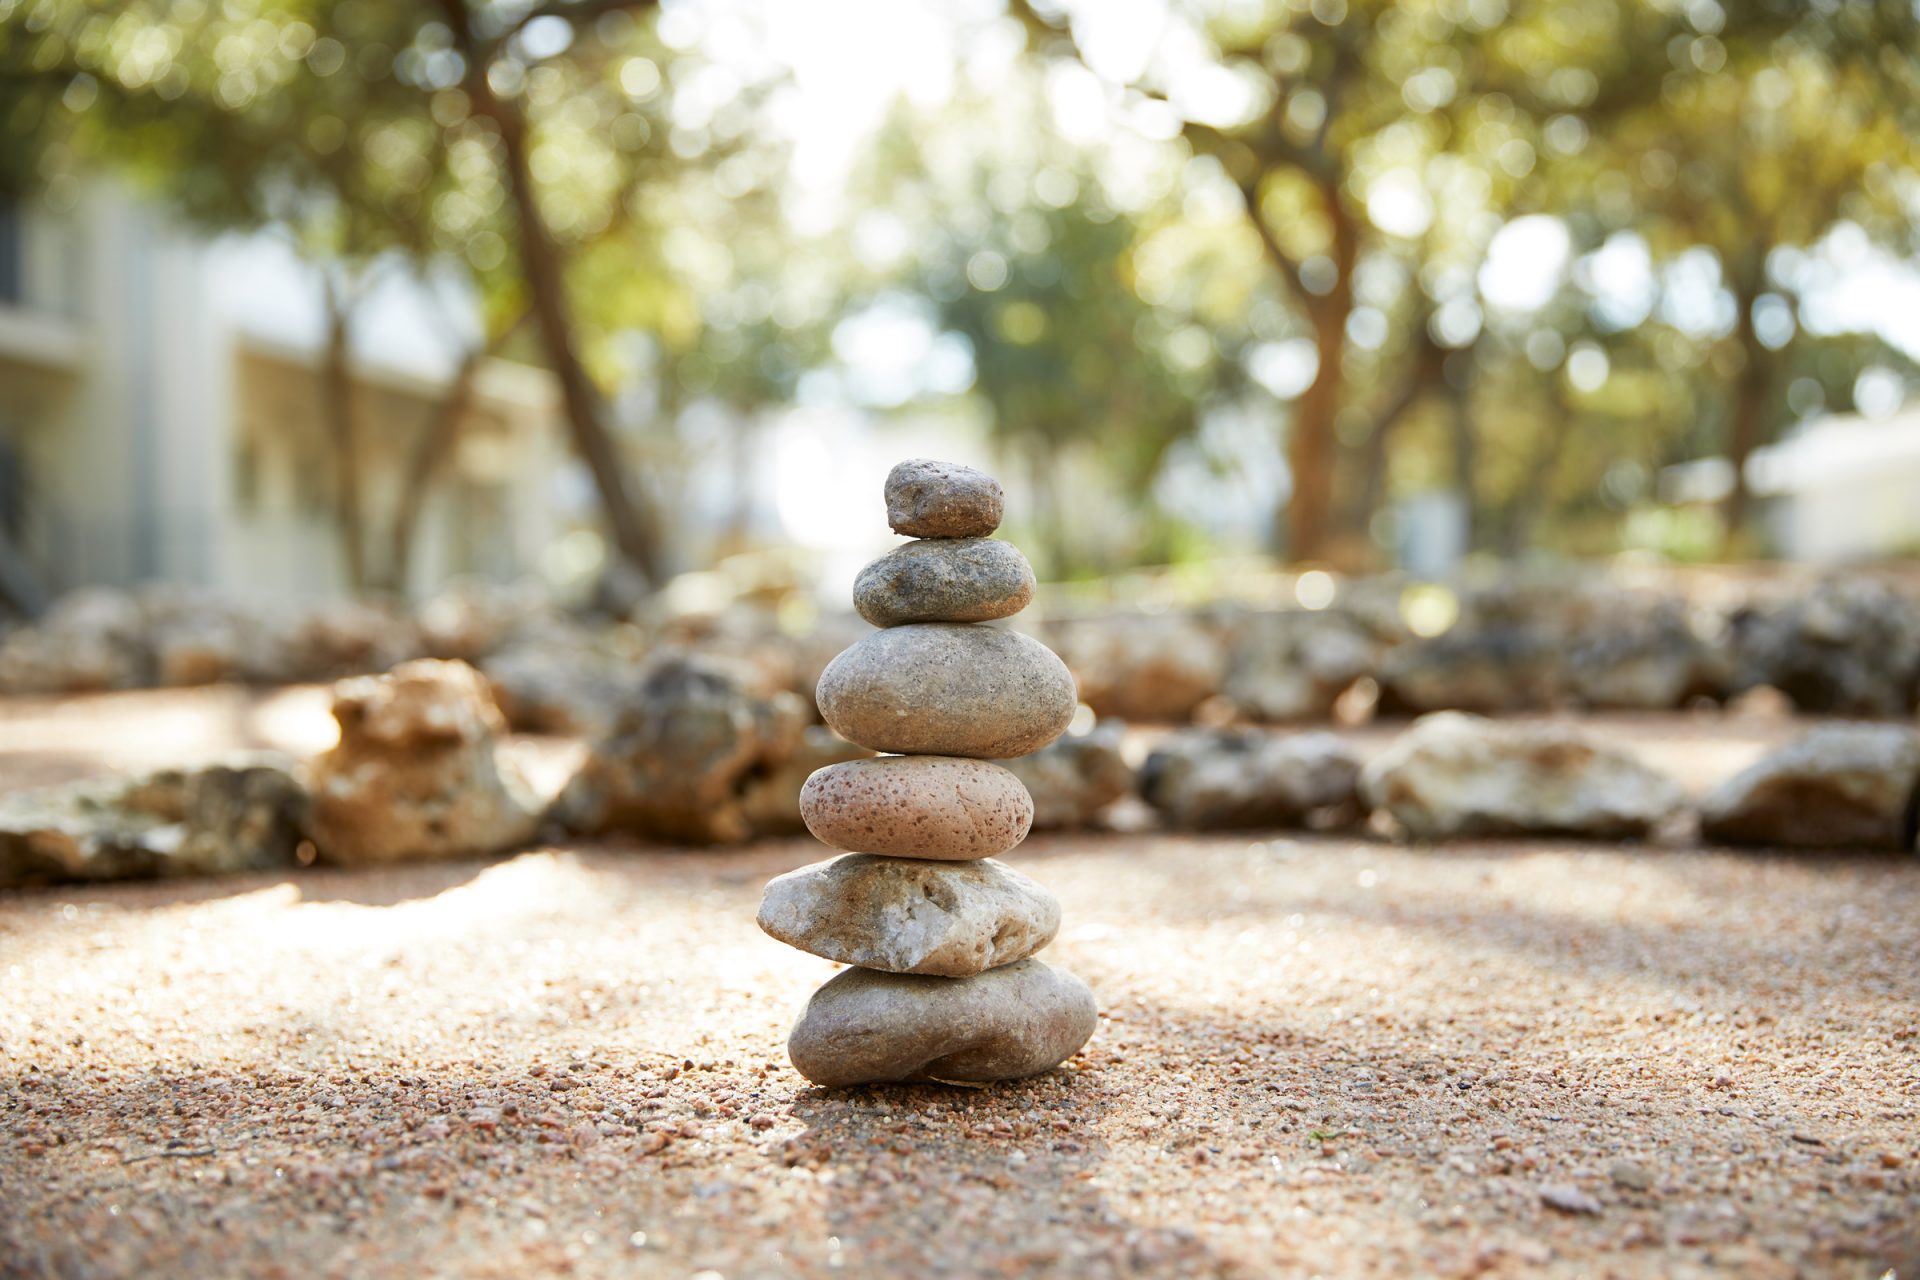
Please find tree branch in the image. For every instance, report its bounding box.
[1227,173,1308,308]
[481,0,661,63]
[1011,1,1324,310]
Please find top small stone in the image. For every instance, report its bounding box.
[885,459,1004,539]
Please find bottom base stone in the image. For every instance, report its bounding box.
[787,958,1097,1088]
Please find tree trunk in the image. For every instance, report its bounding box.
[319,279,369,595]
[1284,181,1358,563]
[1446,374,1479,552]
[1500,380,1570,557]
[382,346,487,597]
[1722,278,1774,555]
[444,2,664,586]
[1024,442,1072,579]
[1347,329,1443,549]
[719,408,757,557]
[380,309,531,595]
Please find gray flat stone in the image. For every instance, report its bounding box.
[816,623,1077,759]
[854,538,1035,627]
[757,854,1059,976]
[787,959,1096,1087]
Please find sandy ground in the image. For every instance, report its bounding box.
[3,690,1916,1278]
[3,830,1916,1279]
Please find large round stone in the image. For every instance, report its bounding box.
[884,459,1004,538]
[854,538,1035,628]
[758,855,1059,976]
[816,624,1077,759]
[800,756,1032,858]
[787,959,1097,1087]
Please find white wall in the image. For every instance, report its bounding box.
[1754,411,1920,562]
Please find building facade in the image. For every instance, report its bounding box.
[0,184,568,612]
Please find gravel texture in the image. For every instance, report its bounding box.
[4,827,1916,1278]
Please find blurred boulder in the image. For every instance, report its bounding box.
[1728,579,1920,716]
[554,652,809,844]
[1376,578,1591,715]
[1048,612,1227,723]
[137,585,283,688]
[307,659,540,865]
[1377,625,1562,715]
[482,622,647,739]
[284,600,423,683]
[0,755,308,888]
[1221,610,1380,721]
[417,578,566,662]
[1564,592,1727,710]
[1000,720,1134,830]
[0,589,146,693]
[790,612,873,717]
[1140,728,1361,830]
[738,725,875,838]
[149,612,248,687]
[1699,724,1920,850]
[118,756,312,875]
[650,606,805,702]
[1360,712,1682,840]
[0,782,157,886]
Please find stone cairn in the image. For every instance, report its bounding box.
[758,459,1097,1088]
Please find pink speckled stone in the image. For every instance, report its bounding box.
[799,756,1034,859]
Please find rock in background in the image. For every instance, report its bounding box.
[4,570,1918,722]
[0,589,147,693]
[140,587,284,687]
[1563,590,1728,710]
[553,653,808,845]
[1140,729,1361,830]
[738,725,874,838]
[1220,609,1384,722]
[1000,720,1135,830]
[307,659,541,865]
[1700,724,1920,850]
[1046,612,1229,723]
[1360,712,1684,840]
[481,622,648,739]
[0,755,308,888]
[1727,578,1920,717]
[283,600,424,684]
[416,579,569,663]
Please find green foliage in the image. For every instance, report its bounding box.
[0,0,778,372]
[3,0,1918,569]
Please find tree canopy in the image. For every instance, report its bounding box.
[3,0,1917,582]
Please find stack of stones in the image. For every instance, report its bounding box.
[758,459,1097,1089]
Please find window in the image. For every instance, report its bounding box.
[0,197,20,305]
[233,435,260,514]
